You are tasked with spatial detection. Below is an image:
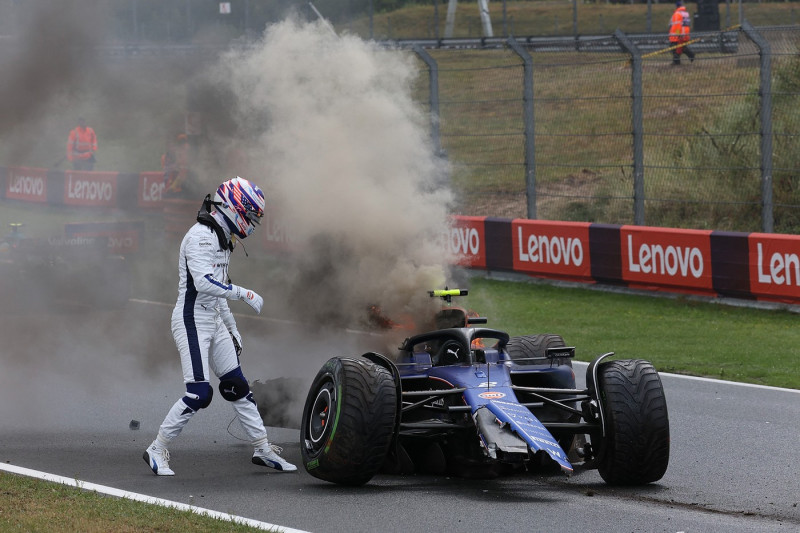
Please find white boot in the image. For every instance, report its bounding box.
[252,443,297,472]
[143,440,175,476]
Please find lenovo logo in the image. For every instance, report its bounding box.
[755,242,800,286]
[626,234,704,278]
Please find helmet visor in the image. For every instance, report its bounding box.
[245,209,263,226]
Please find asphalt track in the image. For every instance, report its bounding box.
[1,301,799,532]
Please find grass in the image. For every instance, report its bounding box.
[422,45,796,228]
[345,3,800,230]
[464,276,800,389]
[0,471,269,533]
[344,2,799,40]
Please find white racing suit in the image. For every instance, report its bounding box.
[155,210,268,448]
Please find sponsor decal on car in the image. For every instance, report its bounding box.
[487,399,572,472]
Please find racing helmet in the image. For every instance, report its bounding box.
[214,177,265,239]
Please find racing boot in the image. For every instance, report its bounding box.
[143,440,175,476]
[252,443,297,472]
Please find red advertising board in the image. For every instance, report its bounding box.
[511,220,592,280]
[138,172,166,209]
[445,216,486,268]
[621,226,713,292]
[5,166,48,203]
[63,171,118,207]
[748,233,800,300]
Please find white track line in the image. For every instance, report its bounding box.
[572,361,800,394]
[658,370,800,393]
[0,463,311,533]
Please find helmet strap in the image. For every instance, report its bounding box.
[201,193,222,212]
[196,194,233,251]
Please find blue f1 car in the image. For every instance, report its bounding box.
[300,289,670,486]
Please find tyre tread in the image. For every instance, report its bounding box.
[507,334,569,366]
[596,359,670,485]
[301,357,397,486]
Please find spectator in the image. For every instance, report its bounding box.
[163,133,192,196]
[66,117,98,171]
[669,0,695,65]
[142,177,296,476]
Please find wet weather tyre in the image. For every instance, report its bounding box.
[507,334,571,366]
[301,357,397,486]
[595,359,670,485]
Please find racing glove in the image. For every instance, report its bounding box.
[232,284,263,314]
[229,329,243,357]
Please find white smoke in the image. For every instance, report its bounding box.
[206,18,455,328]
[0,15,460,434]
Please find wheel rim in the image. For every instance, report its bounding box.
[308,382,335,448]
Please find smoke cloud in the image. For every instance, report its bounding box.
[203,17,455,330]
[0,13,459,433]
[0,1,105,130]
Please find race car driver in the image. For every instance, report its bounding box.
[143,177,296,475]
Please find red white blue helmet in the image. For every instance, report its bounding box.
[214,177,265,239]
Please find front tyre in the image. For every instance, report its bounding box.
[301,357,397,486]
[595,359,670,485]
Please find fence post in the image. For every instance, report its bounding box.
[742,21,774,234]
[507,37,536,219]
[413,46,441,157]
[614,30,645,226]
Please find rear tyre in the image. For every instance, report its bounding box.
[507,334,571,366]
[595,359,670,485]
[301,357,397,486]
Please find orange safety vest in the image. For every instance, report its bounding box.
[66,126,97,161]
[163,141,190,193]
[669,7,690,44]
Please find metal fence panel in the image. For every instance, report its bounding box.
[431,49,527,218]
[640,29,763,230]
[531,46,634,224]
[418,25,800,234]
[762,26,800,233]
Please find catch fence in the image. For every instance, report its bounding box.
[406,23,800,233]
